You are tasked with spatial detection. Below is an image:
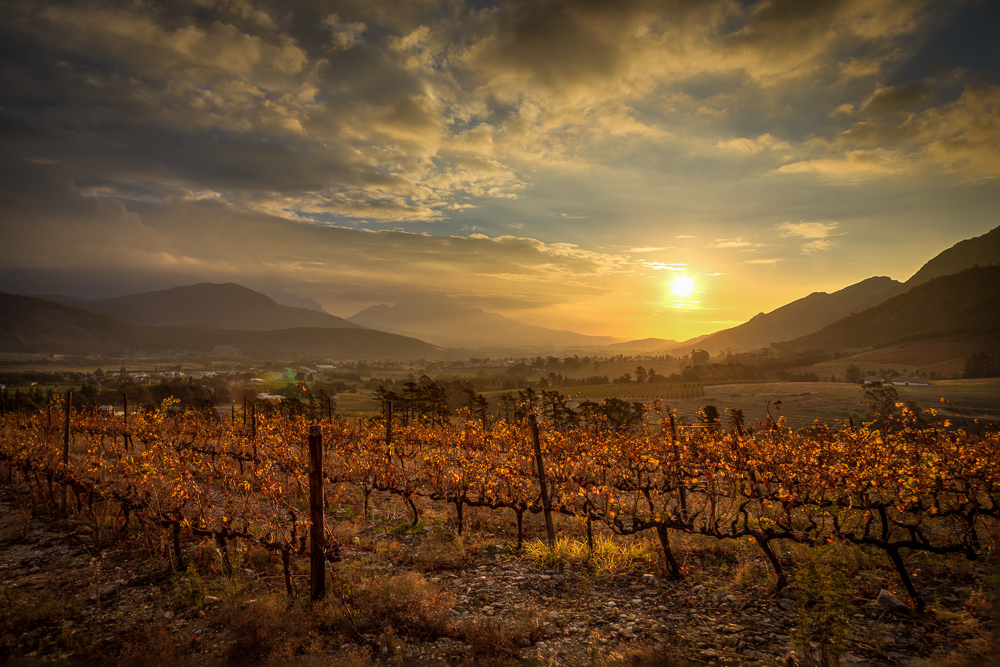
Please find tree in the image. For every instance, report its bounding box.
[862,384,899,419]
[634,366,648,383]
[596,398,646,431]
[700,405,720,424]
[691,349,710,366]
[964,352,1000,378]
[210,376,232,404]
[842,365,863,383]
[728,408,746,435]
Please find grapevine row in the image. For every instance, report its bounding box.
[1,398,997,610]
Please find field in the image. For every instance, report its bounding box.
[0,401,997,665]
[482,379,1000,431]
[806,337,994,379]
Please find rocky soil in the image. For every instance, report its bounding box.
[1,490,996,666]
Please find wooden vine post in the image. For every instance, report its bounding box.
[529,413,556,548]
[385,400,393,465]
[308,425,326,601]
[668,412,688,522]
[123,392,131,451]
[61,389,71,514]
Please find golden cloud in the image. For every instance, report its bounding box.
[775,221,839,239]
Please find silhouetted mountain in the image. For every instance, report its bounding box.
[0,293,440,359]
[0,267,329,313]
[44,283,362,331]
[0,293,143,355]
[348,295,622,349]
[675,276,902,354]
[859,225,1000,306]
[906,225,1000,287]
[778,266,1000,351]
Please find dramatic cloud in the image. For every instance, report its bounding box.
[1,0,998,340]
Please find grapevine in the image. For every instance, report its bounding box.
[1,397,996,611]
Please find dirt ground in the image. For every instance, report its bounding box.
[1,487,998,667]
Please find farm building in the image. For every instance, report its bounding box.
[891,376,929,386]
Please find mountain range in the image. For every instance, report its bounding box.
[680,276,902,355]
[347,296,621,350]
[45,283,362,331]
[0,224,998,360]
[678,225,1000,355]
[0,293,439,359]
[777,265,1000,352]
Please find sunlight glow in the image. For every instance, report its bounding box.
[671,275,695,299]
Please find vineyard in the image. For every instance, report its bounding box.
[1,396,998,663]
[560,382,706,401]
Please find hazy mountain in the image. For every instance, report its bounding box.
[0,267,329,313]
[0,293,143,355]
[44,283,363,331]
[263,290,329,313]
[348,295,622,349]
[608,335,711,354]
[0,293,441,359]
[607,338,681,353]
[0,267,189,300]
[778,266,1000,351]
[675,276,902,354]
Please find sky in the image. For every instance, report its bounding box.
[1,0,999,342]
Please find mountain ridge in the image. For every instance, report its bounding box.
[348,295,623,350]
[0,293,440,360]
[669,275,902,355]
[776,266,1000,351]
[906,225,1000,287]
[44,283,363,332]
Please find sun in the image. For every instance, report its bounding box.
[671,275,695,299]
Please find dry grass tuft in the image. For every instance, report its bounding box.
[0,587,79,656]
[453,616,522,658]
[0,506,32,542]
[598,642,691,666]
[407,532,473,570]
[521,535,658,576]
[186,538,224,575]
[351,570,453,639]
[119,624,181,662]
[217,595,320,662]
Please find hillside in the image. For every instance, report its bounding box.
[906,225,1000,287]
[0,293,145,355]
[348,295,621,350]
[778,266,1000,351]
[0,294,440,360]
[676,276,901,354]
[46,283,363,331]
[671,226,1000,356]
